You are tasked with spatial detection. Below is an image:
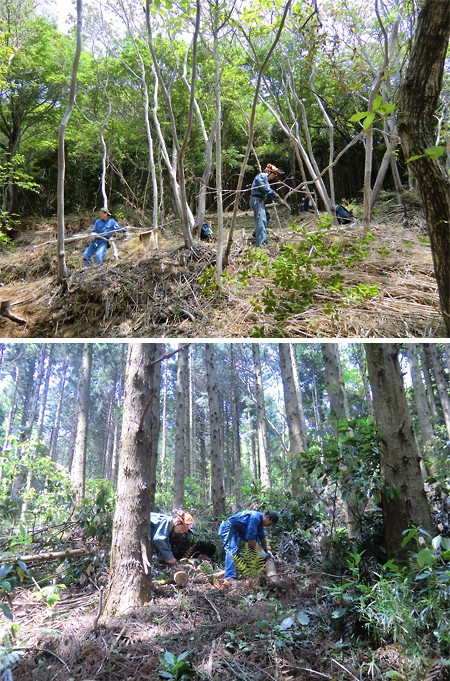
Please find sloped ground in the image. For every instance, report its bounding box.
[7,557,409,681]
[0,207,445,338]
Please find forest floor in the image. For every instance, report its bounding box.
[7,553,415,681]
[0,197,445,339]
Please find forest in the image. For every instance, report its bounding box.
[1,0,450,338]
[1,340,450,680]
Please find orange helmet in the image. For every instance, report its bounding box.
[264,163,284,176]
[174,510,199,534]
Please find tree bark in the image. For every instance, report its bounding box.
[365,343,433,562]
[205,343,225,516]
[106,343,161,616]
[397,0,450,333]
[71,343,93,503]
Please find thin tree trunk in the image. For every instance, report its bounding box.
[427,343,450,439]
[406,344,435,461]
[71,343,93,503]
[174,344,188,508]
[355,344,374,420]
[278,343,307,495]
[419,345,441,425]
[205,344,225,515]
[57,0,82,285]
[49,362,68,462]
[321,343,360,538]
[230,345,241,507]
[252,344,270,488]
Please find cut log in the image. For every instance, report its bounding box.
[173,570,189,587]
[0,300,27,325]
[265,557,278,580]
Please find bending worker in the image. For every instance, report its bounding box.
[219,508,279,583]
[83,207,126,266]
[150,510,198,569]
[250,163,284,247]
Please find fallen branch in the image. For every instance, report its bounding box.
[0,547,96,565]
[0,300,27,325]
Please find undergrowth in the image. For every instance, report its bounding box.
[235,214,379,335]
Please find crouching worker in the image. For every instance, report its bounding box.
[218,509,278,584]
[150,510,198,571]
[83,207,126,266]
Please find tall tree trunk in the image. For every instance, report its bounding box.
[397,0,450,334]
[252,344,270,489]
[173,344,188,508]
[354,344,374,420]
[160,357,168,484]
[321,343,360,538]
[230,345,241,507]
[21,345,54,521]
[418,345,441,425]
[1,364,19,457]
[406,344,435,470]
[427,343,450,439]
[205,343,225,516]
[278,343,307,495]
[106,343,161,616]
[71,343,93,503]
[365,343,433,563]
[49,362,68,462]
[57,0,82,285]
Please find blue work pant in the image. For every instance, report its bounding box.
[249,196,268,246]
[83,239,108,266]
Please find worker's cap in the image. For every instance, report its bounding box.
[174,510,199,534]
[264,163,284,176]
[99,207,111,215]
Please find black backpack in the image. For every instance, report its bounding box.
[335,205,354,225]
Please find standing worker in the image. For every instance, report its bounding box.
[219,508,278,584]
[83,207,126,266]
[250,163,284,247]
[150,510,198,571]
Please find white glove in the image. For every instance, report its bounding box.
[260,549,268,559]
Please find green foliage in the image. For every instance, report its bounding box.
[159,650,196,680]
[238,218,377,331]
[0,622,22,671]
[229,543,267,578]
[0,564,16,620]
[31,583,66,608]
[325,526,450,671]
[75,480,115,542]
[301,416,383,528]
[0,435,74,529]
